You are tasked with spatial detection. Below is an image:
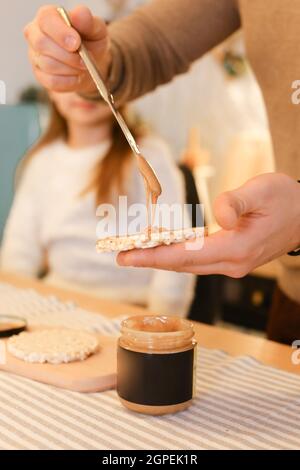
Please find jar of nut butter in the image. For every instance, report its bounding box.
[117,315,197,415]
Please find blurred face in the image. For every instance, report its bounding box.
[50,92,113,126]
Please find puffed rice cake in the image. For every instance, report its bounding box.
[96,226,207,253]
[7,329,99,364]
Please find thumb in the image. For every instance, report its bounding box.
[214,182,258,230]
[69,6,107,42]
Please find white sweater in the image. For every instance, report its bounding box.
[0,137,195,316]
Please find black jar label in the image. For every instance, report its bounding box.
[117,346,195,406]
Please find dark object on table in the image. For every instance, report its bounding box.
[221,275,276,331]
[267,286,300,345]
[0,316,27,338]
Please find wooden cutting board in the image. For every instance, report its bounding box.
[0,330,117,393]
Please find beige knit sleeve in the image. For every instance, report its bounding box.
[108,0,240,104]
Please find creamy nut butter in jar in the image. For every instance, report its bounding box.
[117,315,197,415]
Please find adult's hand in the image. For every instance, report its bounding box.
[24,5,111,93]
[117,173,300,276]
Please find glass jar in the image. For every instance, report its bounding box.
[117,315,197,415]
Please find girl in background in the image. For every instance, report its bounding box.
[0,92,195,316]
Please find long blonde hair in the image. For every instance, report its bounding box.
[20,98,144,205]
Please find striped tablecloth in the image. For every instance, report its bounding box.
[0,282,300,450]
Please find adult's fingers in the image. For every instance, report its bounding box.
[214,192,247,230]
[69,6,108,41]
[25,23,84,71]
[37,5,108,53]
[37,5,81,51]
[33,68,81,92]
[69,7,109,71]
[214,174,271,230]
[29,49,84,77]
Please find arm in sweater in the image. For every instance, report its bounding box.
[108,0,240,104]
[25,1,240,97]
[0,158,45,277]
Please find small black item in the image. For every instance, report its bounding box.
[0,316,27,338]
[288,248,300,256]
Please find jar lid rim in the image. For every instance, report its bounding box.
[121,315,194,337]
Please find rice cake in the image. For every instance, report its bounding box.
[7,329,99,365]
[96,227,207,253]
